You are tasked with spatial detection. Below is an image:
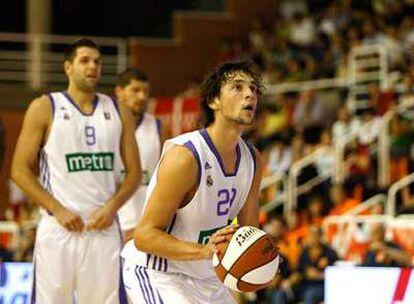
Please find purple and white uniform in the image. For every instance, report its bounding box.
[118,113,161,232]
[34,91,126,303]
[122,129,256,304]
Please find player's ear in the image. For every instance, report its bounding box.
[115,85,123,101]
[63,60,72,77]
[208,97,220,111]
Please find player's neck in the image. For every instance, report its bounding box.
[205,124,240,154]
[66,85,96,107]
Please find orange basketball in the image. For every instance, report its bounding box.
[212,226,280,292]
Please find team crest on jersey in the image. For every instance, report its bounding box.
[104,112,111,120]
[206,175,213,187]
[204,161,212,170]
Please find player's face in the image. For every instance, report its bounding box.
[118,79,150,116]
[213,72,259,126]
[65,47,102,91]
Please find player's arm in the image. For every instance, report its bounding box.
[87,102,141,230]
[237,147,263,227]
[11,96,84,231]
[134,145,235,260]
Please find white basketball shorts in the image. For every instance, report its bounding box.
[122,259,236,304]
[32,214,127,303]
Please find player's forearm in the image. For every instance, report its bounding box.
[11,166,63,214]
[105,169,141,213]
[134,227,207,261]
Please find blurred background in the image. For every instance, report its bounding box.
[1,0,414,303]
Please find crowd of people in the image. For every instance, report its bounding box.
[1,1,414,303]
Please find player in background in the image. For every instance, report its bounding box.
[11,39,141,303]
[115,68,163,241]
[122,60,264,304]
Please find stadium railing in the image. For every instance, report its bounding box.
[0,32,127,89]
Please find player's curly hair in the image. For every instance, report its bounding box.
[199,60,263,127]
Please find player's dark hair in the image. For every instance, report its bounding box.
[199,60,263,127]
[116,68,149,87]
[64,38,100,63]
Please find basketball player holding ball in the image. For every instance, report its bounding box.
[122,60,264,304]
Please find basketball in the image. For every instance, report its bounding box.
[212,226,280,292]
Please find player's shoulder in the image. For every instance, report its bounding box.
[162,143,199,174]
[27,94,53,115]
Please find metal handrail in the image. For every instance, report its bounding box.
[387,173,414,217]
[259,173,288,217]
[378,98,414,186]
[0,32,127,88]
[344,194,387,215]
[288,147,333,213]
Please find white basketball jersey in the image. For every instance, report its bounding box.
[122,129,256,280]
[118,113,161,231]
[39,91,123,220]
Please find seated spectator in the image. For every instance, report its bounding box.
[362,223,412,267]
[265,217,302,304]
[357,107,381,146]
[0,244,13,262]
[328,183,360,215]
[331,105,361,142]
[266,135,292,177]
[296,225,339,304]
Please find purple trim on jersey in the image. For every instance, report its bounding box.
[199,129,241,177]
[48,93,55,117]
[30,262,36,303]
[39,150,52,204]
[115,217,128,304]
[245,141,257,173]
[155,119,162,139]
[135,266,151,304]
[62,91,99,116]
[111,97,121,116]
[183,141,201,185]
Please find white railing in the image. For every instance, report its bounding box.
[322,214,393,258]
[334,118,382,184]
[344,194,387,215]
[259,173,288,216]
[0,32,127,89]
[378,98,414,186]
[348,44,388,112]
[387,173,414,217]
[288,147,333,215]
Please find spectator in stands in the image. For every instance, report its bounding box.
[13,227,36,262]
[0,244,13,262]
[331,105,361,142]
[358,107,382,146]
[296,225,338,304]
[266,135,292,177]
[362,223,412,267]
[265,217,302,304]
[328,183,360,216]
[292,90,326,143]
[304,195,325,227]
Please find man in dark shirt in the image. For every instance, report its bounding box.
[362,223,412,267]
[296,225,338,304]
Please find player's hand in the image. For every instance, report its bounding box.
[86,205,116,231]
[54,206,84,232]
[202,224,239,259]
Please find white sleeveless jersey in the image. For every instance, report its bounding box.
[39,91,123,220]
[118,113,161,231]
[122,129,256,280]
